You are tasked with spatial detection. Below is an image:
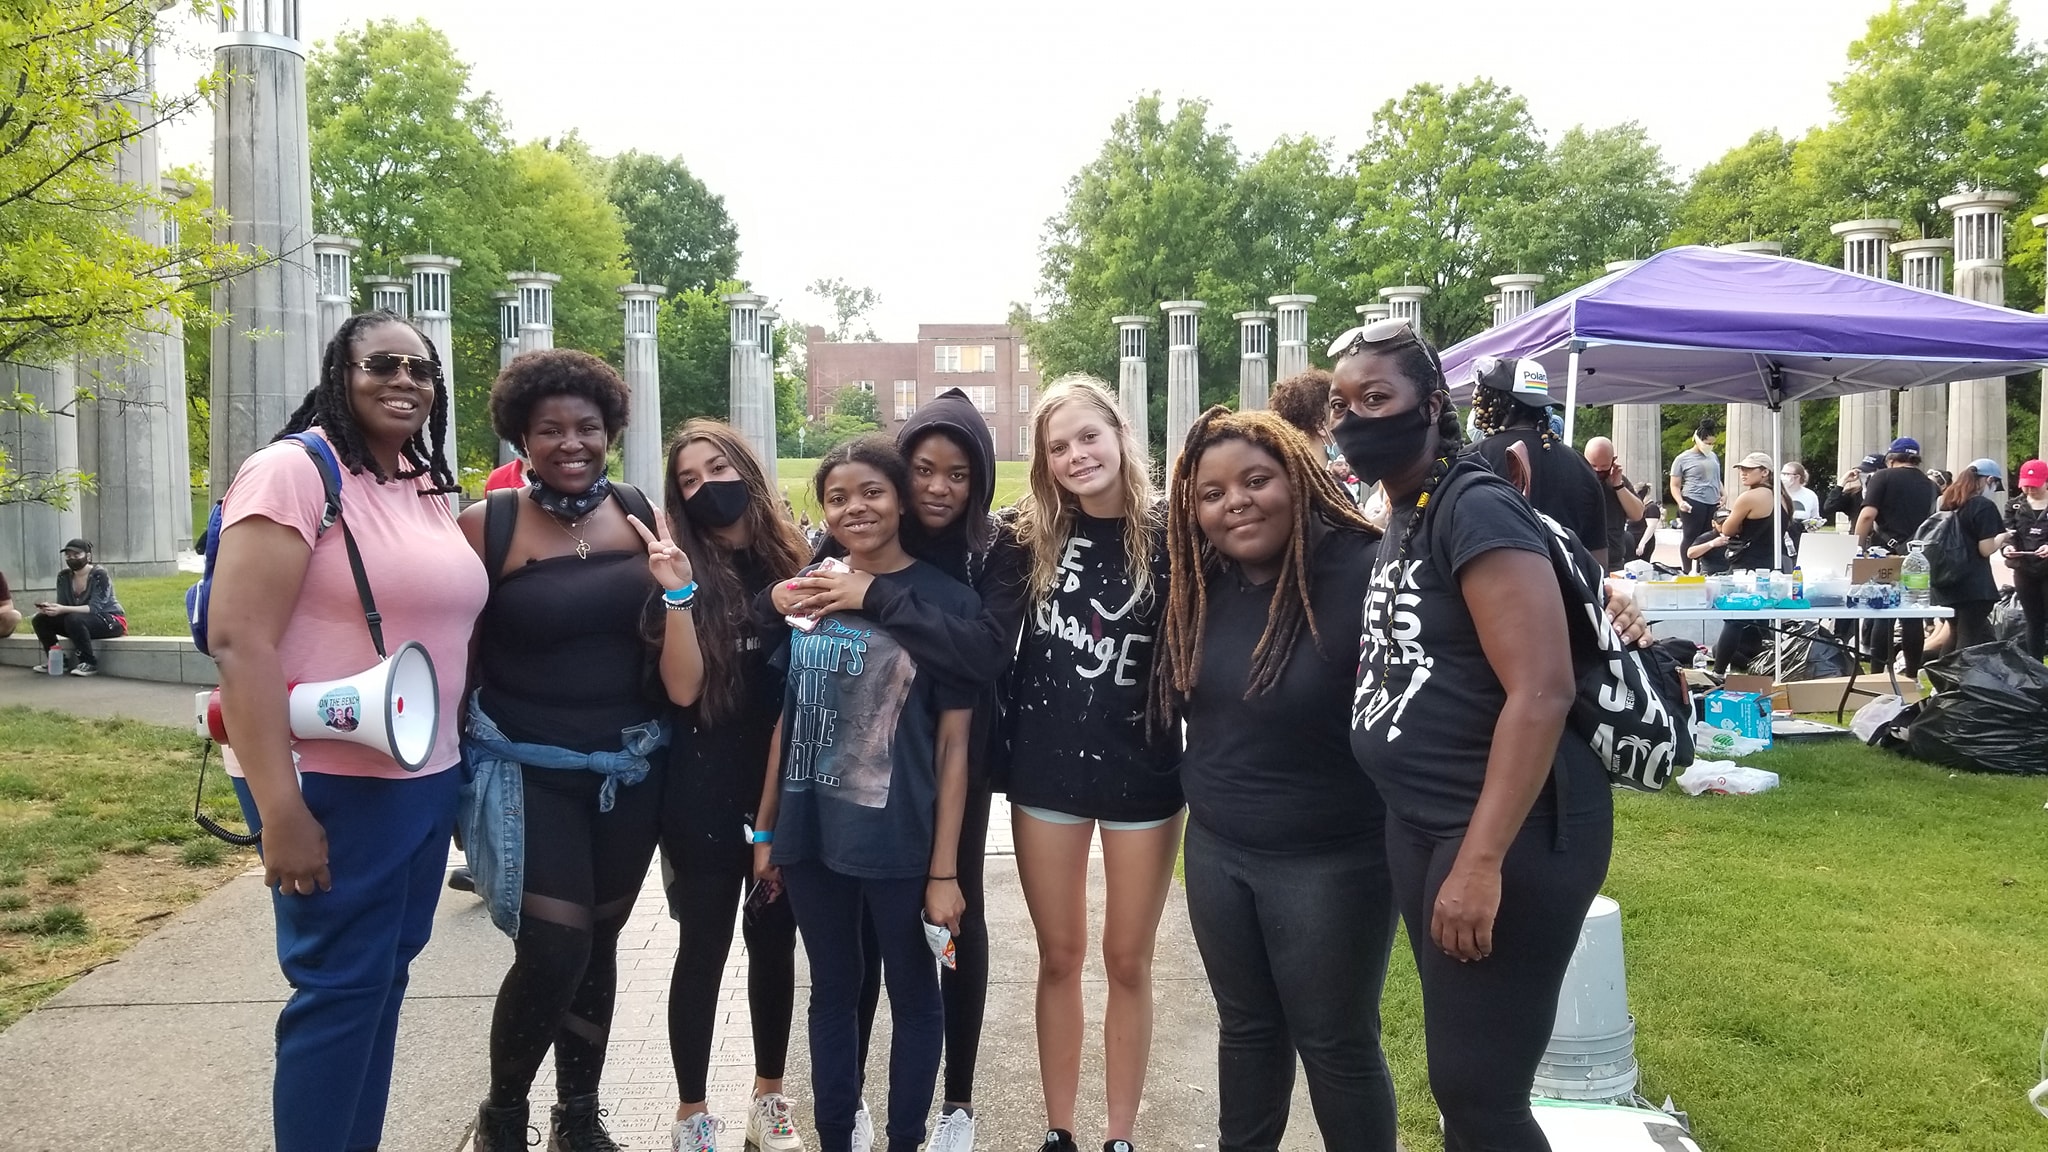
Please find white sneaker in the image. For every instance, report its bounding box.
[673,1112,723,1152]
[850,1100,874,1152]
[746,1093,803,1152]
[930,1108,977,1152]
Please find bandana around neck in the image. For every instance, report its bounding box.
[528,472,614,522]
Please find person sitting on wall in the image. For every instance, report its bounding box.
[0,568,19,639]
[31,539,126,677]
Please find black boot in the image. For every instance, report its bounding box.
[548,1094,622,1152]
[474,1100,531,1151]
[448,866,477,894]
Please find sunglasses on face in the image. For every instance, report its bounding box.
[1326,316,1443,382]
[352,352,442,386]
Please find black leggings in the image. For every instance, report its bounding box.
[1931,599,1996,660]
[2015,570,2047,660]
[32,610,123,664]
[1677,502,1716,573]
[663,846,797,1101]
[855,778,991,1103]
[487,766,663,1106]
[1385,811,1612,1152]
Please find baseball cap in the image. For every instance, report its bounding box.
[1888,436,1920,455]
[2020,459,2047,487]
[1857,454,1884,474]
[60,538,91,553]
[1474,356,1554,409]
[1736,452,1774,470]
[1968,458,2004,485]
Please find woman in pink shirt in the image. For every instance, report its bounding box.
[207,310,489,1152]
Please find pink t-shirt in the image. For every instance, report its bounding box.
[220,430,488,779]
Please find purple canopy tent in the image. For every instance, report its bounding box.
[1438,244,2048,580]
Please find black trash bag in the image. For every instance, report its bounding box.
[1992,587,2027,644]
[1905,640,2048,775]
[1742,622,1853,681]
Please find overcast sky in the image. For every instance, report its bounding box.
[155,0,2048,341]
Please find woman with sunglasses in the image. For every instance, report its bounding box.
[207,310,486,1152]
[659,420,812,1152]
[463,350,694,1152]
[1328,318,1612,1152]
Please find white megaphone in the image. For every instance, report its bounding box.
[195,641,440,772]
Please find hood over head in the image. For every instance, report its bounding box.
[895,388,997,577]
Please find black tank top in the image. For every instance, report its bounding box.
[1729,499,1788,572]
[477,550,660,752]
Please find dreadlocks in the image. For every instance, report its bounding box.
[1471,386,1558,450]
[1157,407,1376,724]
[278,310,457,494]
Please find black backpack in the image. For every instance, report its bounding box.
[1911,509,1974,592]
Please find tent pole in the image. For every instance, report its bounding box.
[1563,345,1583,445]
[1773,401,1785,684]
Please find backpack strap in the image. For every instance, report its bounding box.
[610,482,658,534]
[284,431,385,659]
[484,488,520,585]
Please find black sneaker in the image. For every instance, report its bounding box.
[474,1100,532,1151]
[1038,1131,1079,1152]
[68,661,99,677]
[1103,1142,1135,1152]
[448,866,477,893]
[549,1094,622,1152]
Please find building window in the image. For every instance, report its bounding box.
[934,345,1000,373]
[1018,424,1032,457]
[1018,343,1031,371]
[850,379,875,393]
[894,379,917,420]
[934,345,961,373]
[1016,384,1031,412]
[960,386,996,414]
[982,345,997,371]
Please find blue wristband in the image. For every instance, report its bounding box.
[743,823,773,845]
[664,582,698,603]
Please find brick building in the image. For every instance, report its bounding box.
[805,323,1041,461]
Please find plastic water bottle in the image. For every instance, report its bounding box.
[1901,541,1932,606]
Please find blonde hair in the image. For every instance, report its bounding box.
[1014,374,1159,605]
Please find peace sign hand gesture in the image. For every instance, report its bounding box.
[627,513,694,592]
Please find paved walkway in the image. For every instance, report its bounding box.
[0,678,1328,1152]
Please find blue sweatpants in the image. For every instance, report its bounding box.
[234,768,461,1152]
[783,863,942,1152]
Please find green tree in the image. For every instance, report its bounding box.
[654,285,734,426]
[1335,79,1549,347]
[1523,123,1681,292]
[831,384,882,424]
[606,151,739,295]
[807,277,883,342]
[1668,130,1816,251]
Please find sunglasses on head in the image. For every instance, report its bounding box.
[352,352,442,386]
[1326,316,1443,383]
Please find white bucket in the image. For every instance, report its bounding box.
[1534,894,1639,1102]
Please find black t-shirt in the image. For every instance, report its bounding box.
[1006,512,1182,822]
[1934,495,2004,606]
[665,553,781,859]
[1350,464,1612,835]
[1181,528,1385,853]
[1600,483,1631,566]
[1862,467,1938,550]
[771,559,980,879]
[2007,497,2048,576]
[1474,431,1609,562]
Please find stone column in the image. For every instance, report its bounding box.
[1891,235,1952,472]
[1601,260,1660,484]
[493,291,520,463]
[511,272,560,357]
[758,306,781,483]
[1161,301,1205,465]
[1268,295,1313,380]
[0,364,82,591]
[362,274,408,317]
[1378,286,1430,331]
[1941,190,2019,472]
[1113,316,1151,449]
[1235,312,1273,410]
[75,32,182,577]
[724,292,769,471]
[1829,221,1905,477]
[211,0,318,484]
[403,254,461,487]
[313,235,361,348]
[162,178,195,550]
[1491,274,1543,322]
[1484,294,1502,328]
[618,283,667,496]
[1717,243,1788,473]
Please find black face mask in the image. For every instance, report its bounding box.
[682,478,751,530]
[528,472,613,522]
[1331,400,1435,488]
[64,557,88,572]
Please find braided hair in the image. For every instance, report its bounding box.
[277,310,457,494]
[1157,407,1375,721]
[1472,385,1558,450]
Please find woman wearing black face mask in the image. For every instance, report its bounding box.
[32,539,126,676]
[658,420,815,1152]
[1328,319,1613,1152]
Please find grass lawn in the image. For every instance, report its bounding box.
[104,571,201,637]
[777,458,1031,523]
[0,707,251,1029]
[1372,737,2048,1150]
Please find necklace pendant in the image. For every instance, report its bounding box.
[575,539,591,560]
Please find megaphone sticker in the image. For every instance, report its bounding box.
[318,687,362,733]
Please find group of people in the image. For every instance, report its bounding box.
[207,308,1660,1152]
[5,537,128,676]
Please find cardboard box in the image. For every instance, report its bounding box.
[1777,675,1922,714]
[1701,689,1773,746]
[1850,556,1903,585]
[1722,674,1790,712]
